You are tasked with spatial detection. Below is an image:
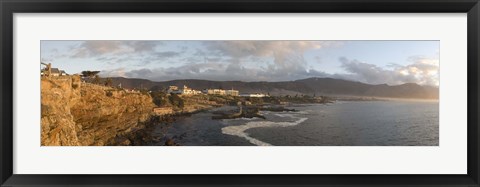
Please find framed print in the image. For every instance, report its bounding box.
[1,0,479,186]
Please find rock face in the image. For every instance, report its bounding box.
[41,76,155,146]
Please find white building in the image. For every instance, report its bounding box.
[225,89,239,96]
[168,85,202,95]
[203,88,239,96]
[203,89,225,95]
[167,86,181,94]
[240,93,268,97]
[50,68,68,76]
[182,85,203,95]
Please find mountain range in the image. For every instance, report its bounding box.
[104,77,439,99]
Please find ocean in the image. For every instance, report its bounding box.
[150,100,439,146]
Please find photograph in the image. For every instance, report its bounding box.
[3,0,477,186]
[40,40,439,146]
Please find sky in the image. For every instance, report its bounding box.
[41,40,439,86]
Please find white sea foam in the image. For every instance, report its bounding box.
[294,110,312,114]
[221,117,308,146]
[221,117,258,122]
[259,111,270,115]
[274,113,295,118]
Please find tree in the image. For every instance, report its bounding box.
[81,71,100,78]
[169,94,184,109]
[151,91,168,107]
[249,97,264,105]
[93,75,101,84]
[104,78,113,87]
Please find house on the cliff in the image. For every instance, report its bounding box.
[226,89,239,96]
[41,62,68,77]
[240,93,268,97]
[167,85,201,95]
[50,68,68,76]
[167,86,181,94]
[203,88,239,96]
[181,85,202,95]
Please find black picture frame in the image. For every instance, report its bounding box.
[1,0,479,186]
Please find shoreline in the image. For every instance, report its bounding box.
[160,101,438,146]
[332,95,439,102]
[111,102,227,146]
[110,95,437,146]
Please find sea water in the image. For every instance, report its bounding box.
[151,100,439,146]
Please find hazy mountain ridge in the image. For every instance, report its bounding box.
[106,77,439,99]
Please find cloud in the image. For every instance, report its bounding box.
[125,41,161,52]
[122,60,329,82]
[153,51,180,58]
[71,41,124,58]
[124,68,154,78]
[314,56,323,63]
[95,56,118,64]
[101,41,338,82]
[135,51,183,65]
[59,40,438,86]
[180,41,339,81]
[41,57,53,63]
[203,41,325,59]
[99,68,127,77]
[338,56,439,86]
[70,41,162,58]
[41,47,68,61]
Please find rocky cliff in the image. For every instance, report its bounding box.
[41,76,155,146]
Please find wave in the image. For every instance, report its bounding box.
[274,113,294,118]
[221,117,259,122]
[221,117,308,146]
[294,110,312,114]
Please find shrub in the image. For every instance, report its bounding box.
[150,91,170,107]
[168,94,184,109]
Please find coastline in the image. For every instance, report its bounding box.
[111,103,221,146]
[154,101,438,146]
[41,75,438,146]
[115,96,439,146]
[333,95,439,102]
